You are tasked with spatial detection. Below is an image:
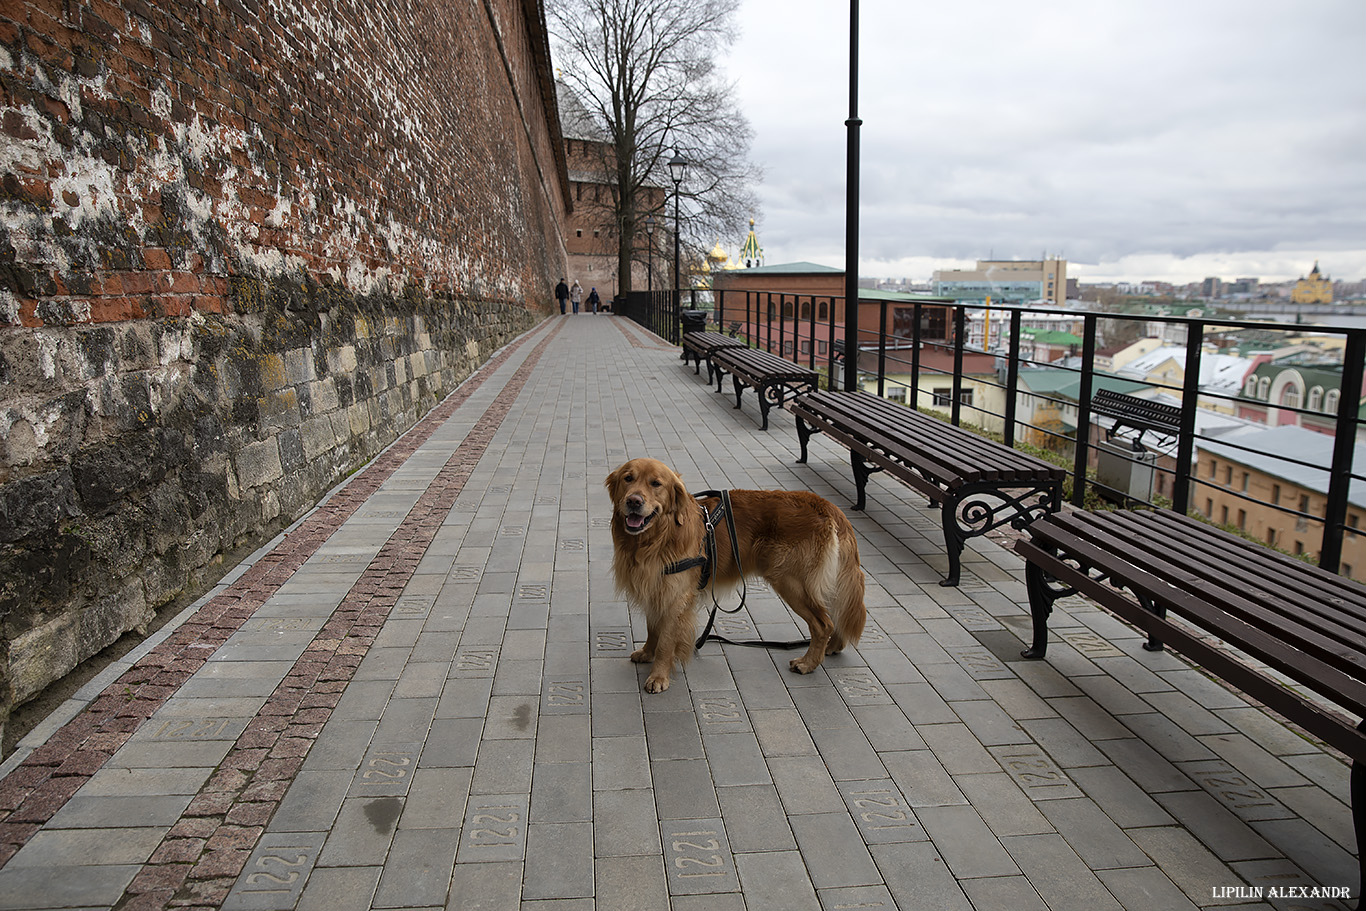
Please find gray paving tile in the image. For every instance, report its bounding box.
[470,738,534,795]
[1036,797,1151,869]
[870,841,973,911]
[751,708,818,757]
[999,832,1125,911]
[6,826,165,867]
[319,797,402,866]
[522,822,594,900]
[735,850,821,909]
[884,682,959,725]
[789,811,882,888]
[593,788,662,857]
[78,765,213,796]
[919,722,1003,774]
[595,855,671,911]
[661,817,740,895]
[917,804,1020,879]
[768,755,847,816]
[716,785,797,854]
[44,794,194,829]
[103,737,235,769]
[1094,738,1198,794]
[1067,765,1176,829]
[530,761,591,823]
[1152,789,1279,862]
[959,875,1051,911]
[534,713,591,764]
[957,771,1053,837]
[371,826,460,908]
[455,793,530,864]
[1197,733,1313,790]
[1124,827,1246,906]
[273,770,352,832]
[1249,817,1358,893]
[400,767,474,830]
[0,864,142,910]
[591,734,651,790]
[818,884,900,911]
[294,865,382,911]
[445,861,523,910]
[653,758,721,820]
[882,749,968,808]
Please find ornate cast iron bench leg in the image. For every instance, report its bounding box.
[850,452,882,512]
[795,416,815,463]
[1021,556,1074,659]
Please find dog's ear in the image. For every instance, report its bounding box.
[672,473,690,525]
[604,465,622,493]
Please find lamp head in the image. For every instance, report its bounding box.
[667,151,688,186]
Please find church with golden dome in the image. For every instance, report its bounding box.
[698,219,764,280]
[1291,261,1333,304]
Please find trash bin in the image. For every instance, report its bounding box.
[680,310,708,333]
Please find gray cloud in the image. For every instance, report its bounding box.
[727,0,1366,283]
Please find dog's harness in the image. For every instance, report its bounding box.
[662,489,810,652]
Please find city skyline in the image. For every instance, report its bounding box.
[723,0,1366,286]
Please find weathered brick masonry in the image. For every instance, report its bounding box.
[0,0,571,744]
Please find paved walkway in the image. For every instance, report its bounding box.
[0,315,1356,910]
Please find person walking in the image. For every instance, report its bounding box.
[587,287,600,313]
[570,280,583,315]
[554,277,569,315]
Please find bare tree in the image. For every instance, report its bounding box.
[549,0,760,295]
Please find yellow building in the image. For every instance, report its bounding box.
[1291,261,1333,304]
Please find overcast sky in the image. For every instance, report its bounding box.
[723,0,1366,285]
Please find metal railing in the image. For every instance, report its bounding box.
[653,288,1366,576]
[617,288,701,344]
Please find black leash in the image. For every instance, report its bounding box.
[663,489,810,652]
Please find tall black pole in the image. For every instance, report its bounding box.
[843,0,861,392]
[673,189,681,307]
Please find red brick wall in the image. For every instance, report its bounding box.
[0,0,570,743]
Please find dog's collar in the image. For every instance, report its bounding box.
[662,491,729,590]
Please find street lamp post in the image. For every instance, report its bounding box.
[668,151,688,313]
[645,215,655,292]
[844,0,862,392]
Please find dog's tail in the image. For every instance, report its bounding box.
[830,522,867,648]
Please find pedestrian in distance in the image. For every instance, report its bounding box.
[587,287,600,313]
[555,277,569,315]
[570,280,583,314]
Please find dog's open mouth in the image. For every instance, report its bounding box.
[622,509,658,535]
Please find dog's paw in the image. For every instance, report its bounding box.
[789,656,820,674]
[629,648,653,664]
[643,674,671,693]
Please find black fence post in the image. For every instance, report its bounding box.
[1321,329,1366,571]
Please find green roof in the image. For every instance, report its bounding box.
[727,261,842,274]
[858,290,954,303]
[1021,329,1084,345]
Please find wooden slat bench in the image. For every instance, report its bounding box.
[680,330,747,382]
[1015,507,1366,892]
[790,389,1065,586]
[708,347,818,431]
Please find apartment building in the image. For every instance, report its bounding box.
[1196,425,1366,579]
[932,258,1067,308]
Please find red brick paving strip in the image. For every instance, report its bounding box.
[0,320,560,884]
[114,322,562,909]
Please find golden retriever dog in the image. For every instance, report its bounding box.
[605,457,866,693]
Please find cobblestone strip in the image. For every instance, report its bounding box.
[0,320,557,868]
[114,324,559,910]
